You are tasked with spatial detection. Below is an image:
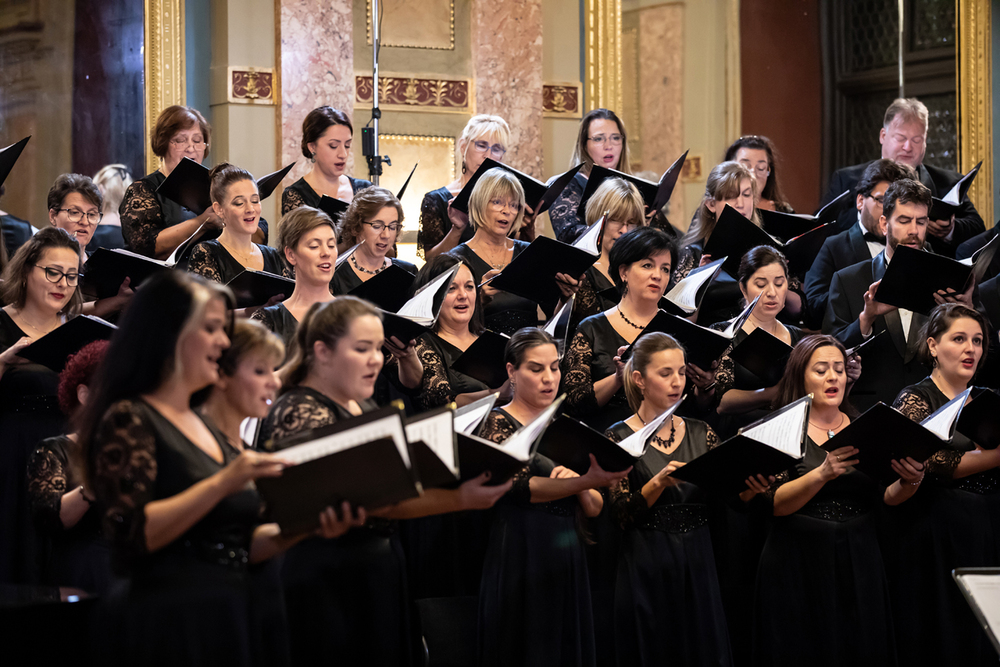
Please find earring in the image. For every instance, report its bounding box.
[622,282,629,297]
[931,355,938,368]
[461,160,467,175]
[310,151,317,164]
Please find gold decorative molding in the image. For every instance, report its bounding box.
[724,0,742,144]
[228,67,275,105]
[355,73,472,114]
[366,0,455,51]
[144,0,186,174]
[958,0,993,227]
[584,0,623,113]
[543,82,582,118]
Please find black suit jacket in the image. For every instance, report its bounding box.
[823,252,929,410]
[803,223,878,329]
[977,275,1000,389]
[820,161,984,256]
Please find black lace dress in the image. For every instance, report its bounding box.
[753,437,895,667]
[250,303,299,352]
[185,239,293,285]
[329,257,417,298]
[886,378,999,667]
[548,172,587,243]
[120,172,198,257]
[258,387,414,667]
[413,333,489,411]
[0,310,65,584]
[447,241,540,335]
[563,313,630,431]
[417,186,473,259]
[89,399,285,667]
[607,419,732,667]
[477,408,596,667]
[26,435,112,593]
[280,176,372,216]
[571,266,617,334]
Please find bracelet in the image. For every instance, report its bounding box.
[906,476,924,486]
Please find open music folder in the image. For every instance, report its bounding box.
[453,393,499,435]
[346,262,417,313]
[660,256,726,316]
[450,330,511,389]
[953,568,1000,656]
[728,327,794,386]
[930,162,981,220]
[451,158,579,215]
[226,269,295,309]
[20,315,117,373]
[405,406,461,490]
[379,262,461,343]
[957,388,1000,450]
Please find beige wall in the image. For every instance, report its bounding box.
[542,0,582,178]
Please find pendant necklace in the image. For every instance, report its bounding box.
[475,239,510,270]
[809,413,845,440]
[636,411,677,449]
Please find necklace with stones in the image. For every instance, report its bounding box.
[616,305,648,330]
[637,411,677,450]
[351,253,386,276]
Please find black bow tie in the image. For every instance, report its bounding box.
[863,232,884,243]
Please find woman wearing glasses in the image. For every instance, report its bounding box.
[0,227,84,583]
[331,187,417,296]
[417,115,511,261]
[724,135,793,214]
[549,109,634,244]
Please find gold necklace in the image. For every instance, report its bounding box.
[474,238,510,270]
[222,240,258,266]
[13,308,57,337]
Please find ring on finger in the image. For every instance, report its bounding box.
[835,455,841,462]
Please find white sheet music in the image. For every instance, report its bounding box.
[543,295,575,358]
[279,414,411,468]
[108,248,170,266]
[335,242,361,269]
[572,215,605,256]
[957,573,1000,646]
[406,411,458,475]
[503,396,565,460]
[618,399,683,457]
[742,395,810,457]
[921,387,972,441]
[396,262,461,325]
[166,221,208,266]
[454,393,499,434]
[721,294,762,338]
[663,257,726,314]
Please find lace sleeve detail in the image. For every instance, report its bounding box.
[413,339,454,411]
[479,411,518,444]
[417,193,447,260]
[572,272,600,327]
[713,341,737,398]
[563,331,600,417]
[186,243,223,283]
[249,307,274,331]
[548,180,586,243]
[91,400,158,558]
[705,425,720,450]
[27,443,68,534]
[672,245,699,286]
[764,467,793,501]
[120,180,163,258]
[281,188,307,216]
[264,394,339,446]
[604,428,650,528]
[892,388,962,477]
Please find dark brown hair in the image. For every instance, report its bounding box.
[301,107,353,160]
[209,163,256,205]
[411,254,485,336]
[724,135,788,206]
[504,327,557,369]
[570,108,632,175]
[47,173,102,213]
[856,159,918,198]
[151,105,210,159]
[918,303,991,375]
[608,227,676,290]
[0,227,83,315]
[882,178,932,222]
[773,335,848,409]
[338,187,403,247]
[623,332,686,411]
[738,245,789,290]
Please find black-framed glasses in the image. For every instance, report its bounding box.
[35,265,81,286]
[363,221,401,233]
[54,208,102,225]
[866,193,885,206]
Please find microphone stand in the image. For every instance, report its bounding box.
[363,0,390,185]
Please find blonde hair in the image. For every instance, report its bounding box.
[458,115,511,170]
[681,161,758,247]
[93,165,133,215]
[467,168,526,234]
[584,177,645,227]
[884,98,929,131]
[277,206,336,255]
[623,333,686,411]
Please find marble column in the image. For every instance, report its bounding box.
[278,0,355,186]
[472,0,544,179]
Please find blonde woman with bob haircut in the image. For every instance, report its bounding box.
[331,186,416,293]
[448,167,579,335]
[418,114,512,260]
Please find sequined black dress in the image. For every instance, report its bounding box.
[447,241,539,335]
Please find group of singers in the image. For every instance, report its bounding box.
[0,95,997,667]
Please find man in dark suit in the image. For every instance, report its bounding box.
[803,160,916,328]
[956,227,1000,282]
[824,179,974,409]
[819,98,984,255]
[977,273,1000,389]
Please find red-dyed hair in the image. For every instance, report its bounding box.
[58,340,109,417]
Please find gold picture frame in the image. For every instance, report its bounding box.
[144,0,186,174]
[958,0,993,227]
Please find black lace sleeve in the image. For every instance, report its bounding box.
[604,428,650,528]
[264,394,339,446]
[479,411,533,505]
[705,425,720,450]
[572,272,601,329]
[563,330,600,417]
[91,400,158,558]
[414,338,454,411]
[249,307,275,331]
[186,243,223,283]
[764,467,793,501]
[714,340,737,399]
[548,177,586,243]
[120,180,164,258]
[417,192,448,260]
[672,245,701,286]
[27,441,68,534]
[281,187,308,216]
[892,388,962,478]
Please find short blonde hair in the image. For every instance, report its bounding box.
[884,98,929,131]
[93,165,133,215]
[467,168,525,234]
[584,177,645,227]
[459,115,511,165]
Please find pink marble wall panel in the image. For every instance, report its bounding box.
[278,0,355,185]
[472,0,544,179]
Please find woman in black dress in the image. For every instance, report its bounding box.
[889,304,1000,667]
[478,328,627,667]
[258,296,509,666]
[331,187,416,296]
[448,167,577,335]
[0,227,84,583]
[78,270,358,666]
[607,332,739,667]
[549,108,634,244]
[27,340,112,593]
[187,163,293,290]
[251,206,337,350]
[754,335,918,667]
[418,114,511,261]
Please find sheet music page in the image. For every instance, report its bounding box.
[406,411,458,475]
[503,397,565,460]
[921,387,972,440]
[958,574,1000,642]
[397,262,460,324]
[721,294,762,338]
[816,190,850,218]
[572,215,604,255]
[543,296,574,357]
[239,417,259,449]
[664,257,726,313]
[454,394,498,434]
[279,414,411,468]
[943,178,963,206]
[109,248,170,266]
[618,399,683,457]
[166,222,208,266]
[335,242,360,269]
[743,395,810,457]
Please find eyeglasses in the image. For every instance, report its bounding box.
[489,199,521,213]
[739,160,771,177]
[35,265,81,287]
[363,222,401,233]
[473,140,506,159]
[608,219,640,232]
[53,208,102,225]
[169,136,207,149]
[588,134,624,146]
[866,194,885,206]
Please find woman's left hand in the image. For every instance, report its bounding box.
[555,272,581,299]
[550,465,579,480]
[385,335,417,361]
[315,501,366,539]
[846,354,862,385]
[891,457,925,486]
[686,361,717,391]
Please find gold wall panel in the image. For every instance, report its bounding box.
[958,0,993,227]
[366,0,455,51]
[144,0,186,174]
[355,73,472,113]
[585,0,622,113]
[543,82,582,118]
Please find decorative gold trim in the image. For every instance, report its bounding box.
[724,0,741,143]
[958,0,993,227]
[543,82,583,118]
[144,0,186,174]
[366,0,456,51]
[228,66,276,105]
[353,72,473,115]
[584,0,623,113]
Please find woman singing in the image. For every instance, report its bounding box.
[723,135,793,213]
[331,187,416,295]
